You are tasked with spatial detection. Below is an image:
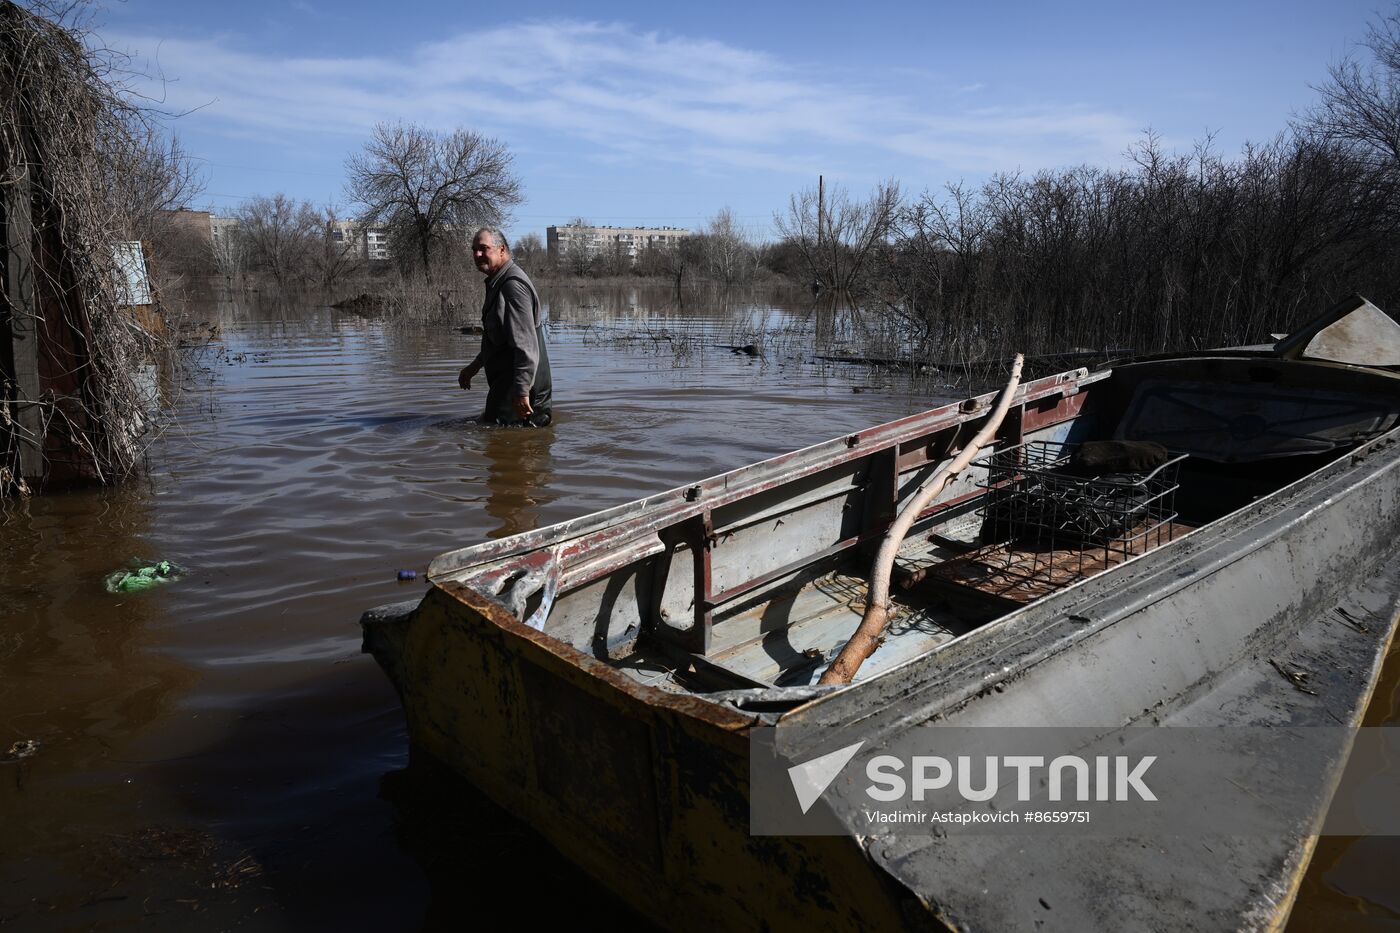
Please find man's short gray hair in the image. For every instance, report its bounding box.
[474,227,510,251]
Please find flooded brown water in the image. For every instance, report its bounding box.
[1,284,1395,929]
[0,286,937,929]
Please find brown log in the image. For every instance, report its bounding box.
[819,354,1025,685]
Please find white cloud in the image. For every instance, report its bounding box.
[110,19,1145,179]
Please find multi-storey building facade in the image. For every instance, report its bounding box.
[207,215,241,273]
[546,224,690,265]
[327,219,360,257]
[363,227,391,261]
[209,214,239,248]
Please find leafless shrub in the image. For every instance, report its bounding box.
[378,268,485,325]
[633,234,703,289]
[774,180,901,293]
[699,207,759,286]
[232,193,321,291]
[1,1,200,493]
[863,129,1400,360]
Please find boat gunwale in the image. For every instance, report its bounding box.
[427,366,1104,582]
[415,354,1400,732]
[430,354,1400,587]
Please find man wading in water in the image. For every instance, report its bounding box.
[458,228,554,426]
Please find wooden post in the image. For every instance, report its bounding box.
[2,164,43,485]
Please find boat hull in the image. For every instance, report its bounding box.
[363,356,1400,931]
[365,582,934,931]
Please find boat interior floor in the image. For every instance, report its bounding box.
[705,566,972,689]
[608,449,1340,694]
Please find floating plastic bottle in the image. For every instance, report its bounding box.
[104,559,185,593]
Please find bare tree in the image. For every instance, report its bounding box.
[513,231,545,271]
[312,204,364,291]
[345,122,522,280]
[599,238,631,277]
[210,216,247,284]
[110,128,205,243]
[555,217,597,276]
[234,194,320,290]
[878,182,988,344]
[703,207,756,285]
[635,232,700,287]
[1306,8,1400,170]
[774,180,901,292]
[565,246,595,277]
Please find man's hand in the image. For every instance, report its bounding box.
[458,362,480,390]
[513,393,534,420]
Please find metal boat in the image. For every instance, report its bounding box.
[363,296,1400,931]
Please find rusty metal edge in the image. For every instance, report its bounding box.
[436,578,756,730]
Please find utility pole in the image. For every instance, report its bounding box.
[817,174,824,248]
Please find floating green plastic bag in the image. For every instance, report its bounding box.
[103,559,185,594]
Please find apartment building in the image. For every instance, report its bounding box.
[306,218,391,261]
[546,224,690,264]
[208,214,239,239]
[209,214,238,250]
[363,227,391,261]
[327,219,360,256]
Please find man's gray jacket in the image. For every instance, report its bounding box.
[470,260,553,423]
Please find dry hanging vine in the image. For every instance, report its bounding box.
[1,1,192,495]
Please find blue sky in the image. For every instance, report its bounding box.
[99,0,1385,243]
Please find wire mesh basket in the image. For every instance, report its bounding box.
[973,440,1187,585]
